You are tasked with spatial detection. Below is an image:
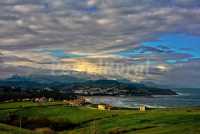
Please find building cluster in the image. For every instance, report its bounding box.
[34,97,54,103]
[63,96,88,106]
[73,88,129,96]
[3,94,147,112]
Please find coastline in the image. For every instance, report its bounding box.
[86,94,200,108]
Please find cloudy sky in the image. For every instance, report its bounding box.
[0,0,200,88]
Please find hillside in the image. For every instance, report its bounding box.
[0,75,177,101]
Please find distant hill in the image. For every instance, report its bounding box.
[0,75,177,96]
[67,79,177,96]
[0,74,86,89]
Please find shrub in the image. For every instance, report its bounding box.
[34,127,55,134]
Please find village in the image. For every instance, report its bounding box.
[6,96,147,112]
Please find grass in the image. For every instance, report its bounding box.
[0,123,35,134]
[0,102,200,134]
[0,101,63,109]
[64,109,200,134]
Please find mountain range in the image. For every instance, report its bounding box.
[0,75,177,96]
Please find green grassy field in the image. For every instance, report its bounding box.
[0,102,200,134]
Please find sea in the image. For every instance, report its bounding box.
[87,89,200,108]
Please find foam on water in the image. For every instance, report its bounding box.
[87,89,200,108]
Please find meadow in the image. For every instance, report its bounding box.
[0,102,200,134]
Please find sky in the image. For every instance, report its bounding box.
[0,0,200,88]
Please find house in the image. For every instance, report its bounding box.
[22,98,31,102]
[39,97,47,103]
[98,104,112,111]
[98,104,106,110]
[34,97,47,103]
[35,98,40,102]
[48,98,54,102]
[139,105,146,112]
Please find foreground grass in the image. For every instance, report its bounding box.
[64,108,200,134]
[0,102,200,134]
[0,123,35,134]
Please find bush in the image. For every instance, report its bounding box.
[34,127,55,134]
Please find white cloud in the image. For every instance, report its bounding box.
[13,4,41,13]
